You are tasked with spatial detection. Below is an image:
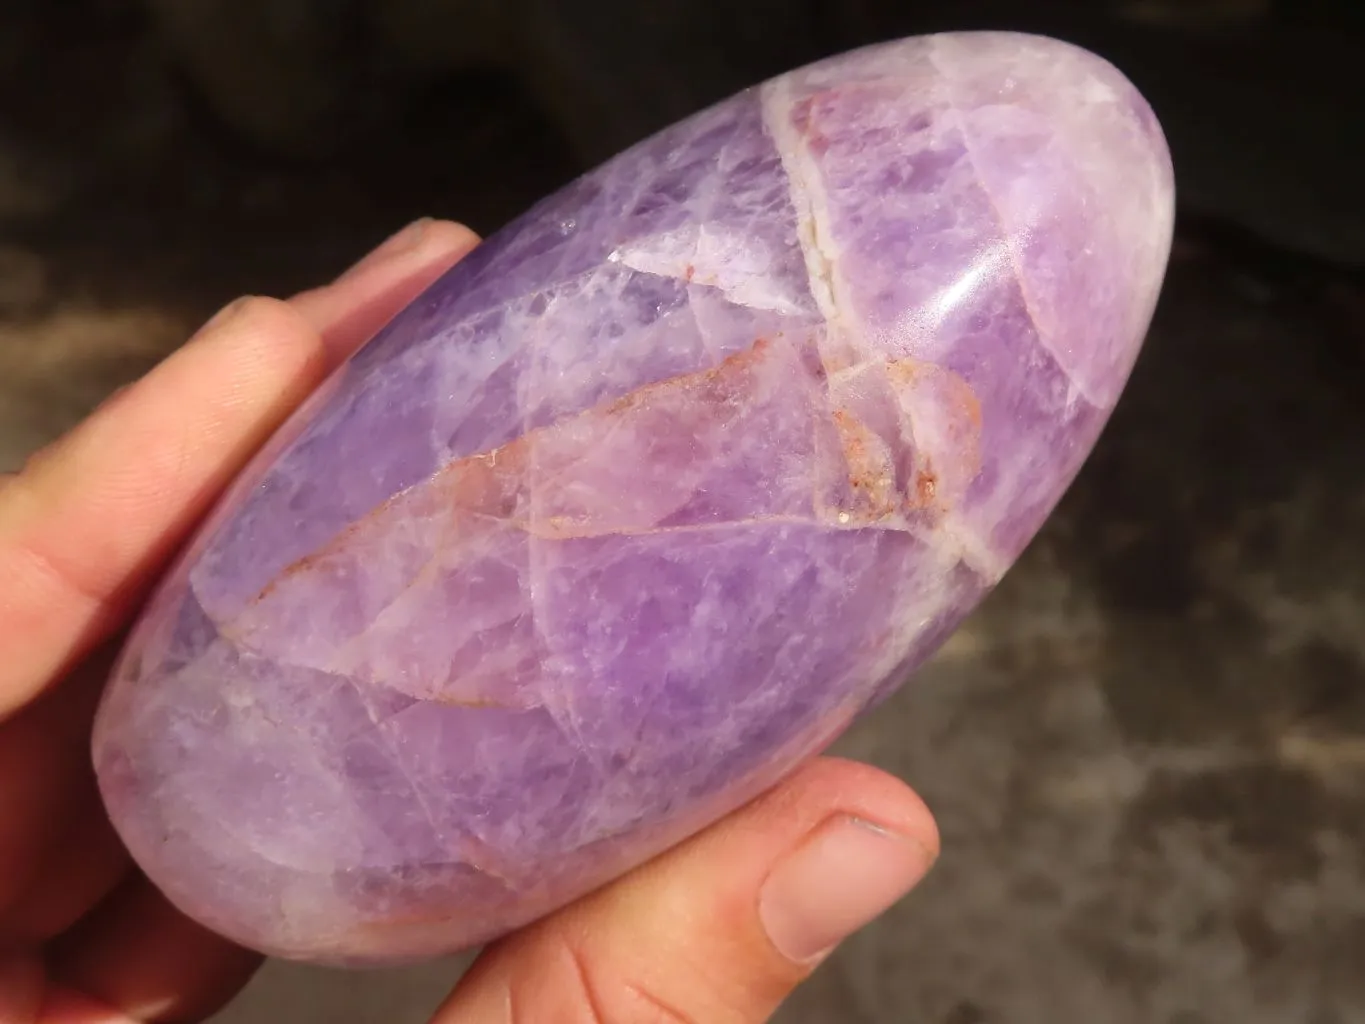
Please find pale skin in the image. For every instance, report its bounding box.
[0,220,939,1023]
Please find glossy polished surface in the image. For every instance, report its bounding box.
[93,31,1174,966]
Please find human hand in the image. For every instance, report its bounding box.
[0,219,939,1023]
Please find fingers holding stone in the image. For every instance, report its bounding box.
[0,785,130,948]
[290,218,480,356]
[0,296,333,721]
[0,648,122,941]
[0,221,478,721]
[434,757,938,1024]
[46,876,261,1023]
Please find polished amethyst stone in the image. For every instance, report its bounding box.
[93,31,1174,966]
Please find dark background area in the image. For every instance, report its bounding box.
[2,1,1364,1021]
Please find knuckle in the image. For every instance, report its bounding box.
[198,295,311,347]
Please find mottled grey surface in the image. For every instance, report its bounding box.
[3,3,1364,1022]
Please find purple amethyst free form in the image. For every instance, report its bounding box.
[93,31,1174,966]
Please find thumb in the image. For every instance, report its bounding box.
[434,757,938,1023]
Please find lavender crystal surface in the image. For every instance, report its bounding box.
[93,31,1174,966]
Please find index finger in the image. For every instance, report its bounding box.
[0,220,478,721]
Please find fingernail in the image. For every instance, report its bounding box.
[759,815,934,965]
[340,218,435,280]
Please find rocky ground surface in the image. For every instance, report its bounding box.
[2,3,1364,1022]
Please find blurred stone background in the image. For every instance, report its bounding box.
[2,0,1364,1020]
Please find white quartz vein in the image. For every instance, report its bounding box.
[908,516,1007,583]
[760,74,1007,583]
[758,77,849,353]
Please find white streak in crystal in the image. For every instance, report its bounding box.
[759,76,856,360]
[762,69,1006,579]
[607,225,809,316]
[910,516,1008,583]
